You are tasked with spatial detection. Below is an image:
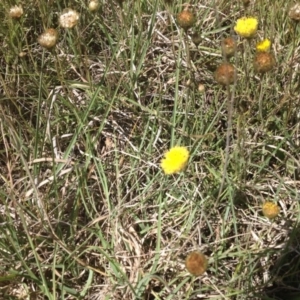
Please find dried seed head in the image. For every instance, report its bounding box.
[254,52,275,73]
[289,3,300,22]
[215,63,235,85]
[38,29,58,49]
[59,8,80,29]
[177,10,196,30]
[185,251,208,276]
[88,0,100,12]
[221,37,236,58]
[9,5,23,19]
[262,202,280,219]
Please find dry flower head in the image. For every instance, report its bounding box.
[289,3,300,22]
[177,10,196,30]
[221,37,236,58]
[254,52,275,73]
[185,251,208,276]
[38,29,58,49]
[59,8,80,28]
[215,63,235,85]
[9,5,23,19]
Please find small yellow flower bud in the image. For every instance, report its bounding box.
[262,202,280,219]
[256,39,271,52]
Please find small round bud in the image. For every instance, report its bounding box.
[88,0,100,12]
[38,29,58,49]
[262,202,280,219]
[198,84,205,93]
[215,63,236,85]
[59,8,80,29]
[221,37,236,58]
[19,52,27,58]
[185,251,208,276]
[191,33,201,46]
[289,3,300,22]
[9,5,23,19]
[254,52,275,73]
[177,10,196,30]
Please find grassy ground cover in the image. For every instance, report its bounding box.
[1,0,300,299]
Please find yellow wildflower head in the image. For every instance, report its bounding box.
[256,39,271,52]
[234,17,258,38]
[160,146,189,175]
[262,202,280,219]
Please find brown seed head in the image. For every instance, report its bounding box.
[177,10,196,30]
[289,3,300,22]
[9,5,23,19]
[221,37,237,58]
[215,63,235,85]
[185,251,208,276]
[254,52,275,73]
[38,29,58,49]
[262,202,280,219]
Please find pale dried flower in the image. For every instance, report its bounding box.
[59,8,80,28]
[38,29,58,49]
[89,0,100,12]
[289,3,300,22]
[9,5,23,19]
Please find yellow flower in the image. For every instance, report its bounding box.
[234,17,258,38]
[256,39,271,52]
[262,202,280,219]
[160,146,189,175]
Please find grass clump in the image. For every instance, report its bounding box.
[1,0,300,299]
